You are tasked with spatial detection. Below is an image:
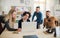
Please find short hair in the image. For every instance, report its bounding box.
[22,11,31,18]
[36,6,40,8]
[46,11,50,12]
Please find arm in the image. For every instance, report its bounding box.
[43,18,46,29]
[18,20,22,32]
[40,12,43,24]
[55,18,58,26]
[40,12,43,20]
[18,20,22,28]
[32,12,35,21]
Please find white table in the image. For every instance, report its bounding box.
[0,29,57,38]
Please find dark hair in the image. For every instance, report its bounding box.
[22,11,31,18]
[46,11,50,12]
[36,6,40,8]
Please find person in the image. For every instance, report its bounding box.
[0,15,17,35]
[2,11,5,15]
[0,15,5,34]
[18,11,31,32]
[32,6,43,29]
[43,11,51,29]
[8,7,16,28]
[43,11,58,37]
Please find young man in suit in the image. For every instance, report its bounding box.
[18,11,31,32]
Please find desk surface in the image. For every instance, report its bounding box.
[0,29,57,38]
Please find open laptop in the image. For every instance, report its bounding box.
[22,22,37,32]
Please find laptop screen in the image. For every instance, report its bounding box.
[22,22,37,32]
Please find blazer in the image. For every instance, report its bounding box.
[18,19,30,28]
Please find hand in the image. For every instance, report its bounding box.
[17,28,21,32]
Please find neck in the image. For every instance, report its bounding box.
[23,18,27,21]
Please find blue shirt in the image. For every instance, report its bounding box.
[32,11,43,23]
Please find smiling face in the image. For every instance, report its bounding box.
[36,8,40,12]
[23,14,29,20]
[36,6,40,13]
[46,11,51,18]
[46,12,50,16]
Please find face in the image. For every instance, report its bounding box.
[23,14,29,20]
[36,8,40,12]
[46,12,51,18]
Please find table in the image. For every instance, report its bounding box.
[0,29,58,38]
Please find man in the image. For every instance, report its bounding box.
[43,11,58,37]
[43,11,51,29]
[2,11,5,15]
[32,6,43,29]
[18,11,31,32]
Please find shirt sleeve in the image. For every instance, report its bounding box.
[18,20,21,28]
[40,12,43,20]
[32,12,36,21]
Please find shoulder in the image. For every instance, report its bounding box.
[27,19,30,22]
[40,12,42,14]
[50,16,56,19]
[34,11,36,14]
[19,19,23,22]
[50,16,58,21]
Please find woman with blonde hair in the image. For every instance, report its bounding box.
[0,14,17,35]
[8,6,16,28]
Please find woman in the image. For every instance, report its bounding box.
[0,14,17,35]
[18,11,31,32]
[8,7,16,28]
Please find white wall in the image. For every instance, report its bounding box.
[0,0,60,15]
[46,0,56,15]
[0,0,22,14]
[0,0,34,14]
[0,1,1,8]
[46,0,60,16]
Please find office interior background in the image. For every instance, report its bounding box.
[0,0,60,38]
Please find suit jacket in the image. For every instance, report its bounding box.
[18,19,30,28]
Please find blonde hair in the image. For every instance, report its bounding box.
[4,14,9,22]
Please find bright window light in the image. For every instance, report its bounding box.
[40,0,45,2]
[34,0,45,2]
[34,0,39,1]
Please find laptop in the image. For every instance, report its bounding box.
[23,35,38,38]
[22,22,37,32]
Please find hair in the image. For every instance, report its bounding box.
[8,8,15,15]
[4,14,9,22]
[46,10,50,13]
[22,11,31,18]
[36,6,40,8]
